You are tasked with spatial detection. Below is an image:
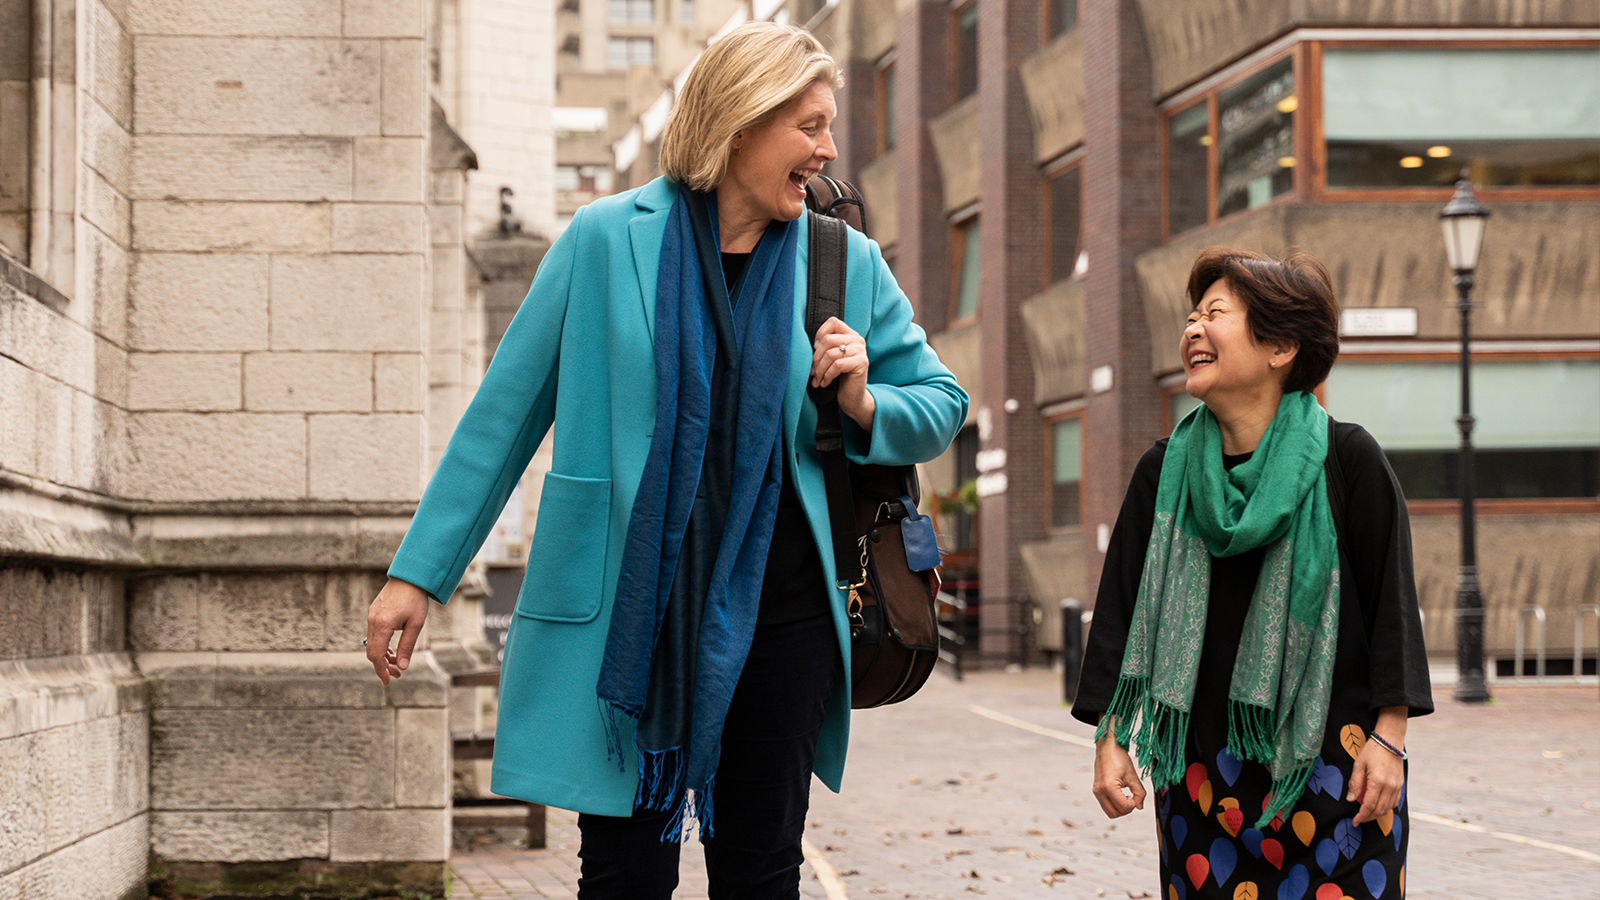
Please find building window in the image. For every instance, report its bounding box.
[1322,358,1600,501]
[876,62,896,155]
[1046,415,1083,528]
[681,0,693,26]
[1165,100,1209,237]
[1045,164,1082,285]
[555,165,614,193]
[1322,47,1600,190]
[608,0,654,25]
[954,1,978,101]
[607,36,655,68]
[560,34,580,56]
[1046,0,1076,40]
[1217,56,1296,219]
[951,218,981,321]
[949,426,980,554]
[1161,51,1296,238]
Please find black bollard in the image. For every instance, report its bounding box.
[1060,598,1083,704]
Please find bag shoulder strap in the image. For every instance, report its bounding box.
[806,211,861,587]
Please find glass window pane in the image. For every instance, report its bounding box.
[1048,0,1076,38]
[1049,167,1081,284]
[956,4,978,100]
[1217,57,1295,219]
[1166,101,1209,236]
[1169,391,1201,432]
[954,220,981,319]
[1324,48,1600,188]
[1323,359,1600,450]
[882,65,897,151]
[1051,418,1082,528]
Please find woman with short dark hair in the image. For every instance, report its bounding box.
[1074,247,1432,899]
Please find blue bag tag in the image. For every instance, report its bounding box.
[898,495,941,572]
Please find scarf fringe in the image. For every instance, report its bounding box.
[634,745,688,813]
[1094,674,1146,749]
[1258,763,1312,830]
[655,780,716,843]
[1095,676,1188,792]
[1227,700,1276,764]
[599,699,641,773]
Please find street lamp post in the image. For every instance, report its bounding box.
[1440,170,1491,703]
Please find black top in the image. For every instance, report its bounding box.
[1072,421,1433,898]
[721,250,831,626]
[1074,420,1434,730]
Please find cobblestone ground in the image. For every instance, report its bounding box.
[448,670,1599,899]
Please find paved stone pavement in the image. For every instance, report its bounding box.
[449,669,1598,899]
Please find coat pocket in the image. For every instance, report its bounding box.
[515,472,612,624]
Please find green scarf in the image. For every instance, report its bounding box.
[1096,392,1340,827]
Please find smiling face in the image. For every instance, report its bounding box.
[1182,279,1294,408]
[720,81,838,225]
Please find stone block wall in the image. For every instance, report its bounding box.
[2,1,515,897]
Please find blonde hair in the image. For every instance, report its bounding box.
[659,22,843,192]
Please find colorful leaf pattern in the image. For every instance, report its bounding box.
[1153,721,1407,899]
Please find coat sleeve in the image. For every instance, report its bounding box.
[1071,440,1168,726]
[842,235,969,467]
[1337,423,1435,716]
[386,206,588,603]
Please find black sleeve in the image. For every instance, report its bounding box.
[1336,423,1435,717]
[1071,440,1168,726]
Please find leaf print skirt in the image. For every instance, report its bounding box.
[1155,721,1409,900]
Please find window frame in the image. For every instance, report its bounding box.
[1042,156,1084,289]
[1160,45,1307,242]
[948,212,981,326]
[951,0,978,104]
[1307,38,1600,204]
[1042,409,1086,535]
[1042,0,1076,43]
[1326,347,1600,515]
[875,56,897,157]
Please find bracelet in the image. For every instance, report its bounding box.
[1369,731,1407,761]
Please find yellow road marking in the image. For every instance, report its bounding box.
[801,835,851,900]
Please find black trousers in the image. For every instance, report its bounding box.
[576,613,841,900]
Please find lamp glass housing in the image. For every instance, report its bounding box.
[1441,213,1487,273]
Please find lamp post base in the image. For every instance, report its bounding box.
[1454,567,1492,703]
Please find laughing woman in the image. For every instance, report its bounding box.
[362,23,966,900]
[1073,248,1432,900]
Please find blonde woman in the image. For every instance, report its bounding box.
[364,23,966,899]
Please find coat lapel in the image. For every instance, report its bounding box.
[627,178,679,343]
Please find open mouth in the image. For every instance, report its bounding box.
[1187,352,1216,371]
[789,170,812,193]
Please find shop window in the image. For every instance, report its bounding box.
[1323,47,1600,190]
[954,1,978,101]
[1216,56,1296,219]
[1166,388,1201,434]
[1047,416,1082,528]
[1322,358,1600,500]
[950,426,980,553]
[1046,164,1082,285]
[951,218,981,321]
[607,0,653,25]
[607,36,654,68]
[876,62,896,155]
[1046,0,1076,40]
[1160,51,1295,238]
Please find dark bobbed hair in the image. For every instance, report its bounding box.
[1185,247,1341,394]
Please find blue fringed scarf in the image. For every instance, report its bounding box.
[596,186,796,841]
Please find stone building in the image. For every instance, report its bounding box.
[776,0,1600,671]
[0,0,553,897]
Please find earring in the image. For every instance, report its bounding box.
[1270,360,1278,369]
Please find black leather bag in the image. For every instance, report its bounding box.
[804,177,942,709]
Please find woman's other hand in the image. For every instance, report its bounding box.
[1348,706,1408,825]
[1092,726,1147,818]
[811,316,875,430]
[366,577,430,685]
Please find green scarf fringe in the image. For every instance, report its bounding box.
[1227,700,1275,764]
[1262,764,1312,829]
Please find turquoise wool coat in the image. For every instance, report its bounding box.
[388,176,968,816]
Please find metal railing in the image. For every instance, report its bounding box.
[936,590,969,680]
[1506,603,1599,686]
